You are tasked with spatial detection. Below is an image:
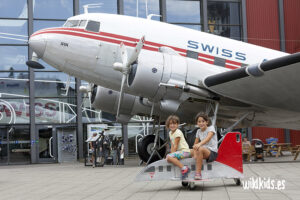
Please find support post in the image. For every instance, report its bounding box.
[242,0,248,42]
[118,0,124,15]
[159,0,166,22]
[122,124,129,156]
[284,129,290,143]
[247,127,253,141]
[28,0,37,164]
[278,0,286,52]
[202,0,208,32]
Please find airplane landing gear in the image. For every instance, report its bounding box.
[137,117,168,164]
[26,52,45,69]
[137,135,166,164]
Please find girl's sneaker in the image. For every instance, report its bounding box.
[194,173,202,180]
[181,166,190,179]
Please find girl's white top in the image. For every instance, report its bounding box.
[196,126,218,153]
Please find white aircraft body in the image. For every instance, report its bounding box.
[27,13,300,130]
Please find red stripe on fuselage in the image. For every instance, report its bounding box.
[59,28,187,54]
[199,58,214,65]
[226,59,241,66]
[225,64,239,69]
[31,27,244,68]
[34,30,138,47]
[199,53,215,60]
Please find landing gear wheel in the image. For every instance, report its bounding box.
[137,135,166,164]
[188,182,195,190]
[234,178,241,186]
[182,181,189,187]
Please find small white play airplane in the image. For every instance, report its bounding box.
[135,132,243,189]
[26,12,300,131]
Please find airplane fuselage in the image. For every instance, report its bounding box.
[30,13,288,95]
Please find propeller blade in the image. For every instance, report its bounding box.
[128,35,145,65]
[120,42,128,68]
[116,74,126,117]
[114,37,145,116]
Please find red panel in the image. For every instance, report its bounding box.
[216,132,243,173]
[284,0,300,53]
[252,127,285,143]
[246,0,280,50]
[290,130,300,146]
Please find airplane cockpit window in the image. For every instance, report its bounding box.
[63,20,80,28]
[85,20,100,33]
[78,20,87,28]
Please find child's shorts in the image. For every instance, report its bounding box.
[207,151,218,163]
[167,151,191,160]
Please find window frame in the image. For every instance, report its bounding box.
[85,20,100,33]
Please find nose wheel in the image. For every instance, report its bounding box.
[26,52,45,69]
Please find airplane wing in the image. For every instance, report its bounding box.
[202,52,300,113]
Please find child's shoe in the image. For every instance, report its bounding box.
[194,172,202,180]
[181,166,190,179]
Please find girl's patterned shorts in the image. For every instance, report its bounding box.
[167,151,191,160]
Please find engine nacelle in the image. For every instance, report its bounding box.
[128,51,188,101]
[91,86,151,119]
[128,51,164,98]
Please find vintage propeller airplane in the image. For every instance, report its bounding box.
[26,12,300,128]
[26,12,300,166]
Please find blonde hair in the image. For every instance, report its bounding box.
[166,115,180,128]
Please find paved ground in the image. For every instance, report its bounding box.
[0,159,300,200]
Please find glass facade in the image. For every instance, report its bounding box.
[79,0,118,14]
[0,46,28,71]
[124,0,160,20]
[167,0,201,23]
[208,1,241,40]
[33,0,74,19]
[0,0,244,164]
[0,0,28,18]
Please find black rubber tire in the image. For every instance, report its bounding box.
[182,181,189,187]
[137,138,148,162]
[137,135,166,164]
[234,178,241,186]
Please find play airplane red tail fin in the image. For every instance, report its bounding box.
[216,132,243,173]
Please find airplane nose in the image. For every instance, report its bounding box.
[28,34,46,58]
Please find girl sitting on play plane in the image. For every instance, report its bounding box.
[166,113,218,180]
[193,112,218,180]
[165,115,194,179]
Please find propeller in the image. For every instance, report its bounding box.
[113,36,145,117]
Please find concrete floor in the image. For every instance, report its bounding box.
[0,158,300,200]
